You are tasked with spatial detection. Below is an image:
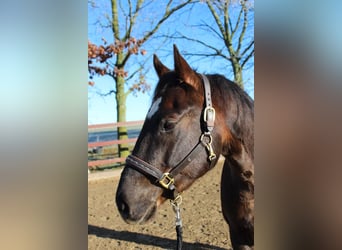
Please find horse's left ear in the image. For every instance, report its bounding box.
[173,45,201,90]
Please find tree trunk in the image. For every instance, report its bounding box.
[115,73,129,158]
[232,58,244,89]
[115,47,129,159]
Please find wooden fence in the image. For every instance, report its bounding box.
[88,120,144,168]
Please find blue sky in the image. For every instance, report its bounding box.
[88,1,254,124]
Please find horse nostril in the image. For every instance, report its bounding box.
[117,196,130,215]
[120,201,129,214]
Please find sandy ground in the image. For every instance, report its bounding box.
[88,159,232,250]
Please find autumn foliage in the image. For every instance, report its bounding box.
[88,38,147,86]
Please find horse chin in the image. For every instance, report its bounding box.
[123,203,157,225]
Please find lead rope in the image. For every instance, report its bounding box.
[171,195,183,250]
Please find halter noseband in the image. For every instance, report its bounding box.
[125,74,216,197]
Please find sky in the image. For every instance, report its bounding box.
[88,0,254,125]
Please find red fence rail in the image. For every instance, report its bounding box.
[88,120,144,168]
[88,120,144,130]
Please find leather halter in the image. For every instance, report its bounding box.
[125,74,216,198]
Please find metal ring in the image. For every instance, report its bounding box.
[200,133,212,144]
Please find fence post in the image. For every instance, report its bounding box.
[88,120,144,170]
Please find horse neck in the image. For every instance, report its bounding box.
[212,76,254,160]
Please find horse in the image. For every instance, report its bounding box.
[116,45,254,250]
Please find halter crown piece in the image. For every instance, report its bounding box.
[125,74,216,250]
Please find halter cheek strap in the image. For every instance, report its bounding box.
[202,74,215,132]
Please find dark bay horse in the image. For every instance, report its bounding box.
[116,45,254,249]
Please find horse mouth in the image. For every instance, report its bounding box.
[121,203,157,225]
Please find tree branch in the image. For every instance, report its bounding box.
[241,40,254,57]
[165,32,231,61]
[97,89,116,96]
[111,0,120,40]
[206,1,226,40]
[124,88,132,98]
[237,3,249,54]
[124,0,143,40]
[192,21,224,40]
[121,51,131,68]
[125,65,144,82]
[241,49,254,69]
[231,4,244,37]
[223,0,230,41]
[141,0,196,44]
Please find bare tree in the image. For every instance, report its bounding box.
[171,0,254,89]
[88,0,196,158]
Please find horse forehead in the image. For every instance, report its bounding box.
[146,97,162,119]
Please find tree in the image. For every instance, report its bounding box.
[171,0,254,89]
[88,0,196,158]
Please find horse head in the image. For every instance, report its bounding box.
[115,45,224,224]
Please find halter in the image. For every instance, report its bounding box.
[126,74,216,197]
[125,74,216,249]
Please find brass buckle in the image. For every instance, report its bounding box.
[159,173,174,189]
[203,106,216,122]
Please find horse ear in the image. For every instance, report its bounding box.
[173,44,200,90]
[153,54,170,78]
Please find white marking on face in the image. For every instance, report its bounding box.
[146,97,162,119]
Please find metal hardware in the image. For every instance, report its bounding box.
[171,194,182,207]
[172,200,182,227]
[203,106,216,123]
[200,133,216,161]
[200,133,213,144]
[171,194,183,250]
[159,173,174,190]
[206,142,217,161]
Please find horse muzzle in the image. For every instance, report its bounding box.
[116,167,162,224]
[116,191,158,224]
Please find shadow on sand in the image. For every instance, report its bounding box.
[88,224,229,250]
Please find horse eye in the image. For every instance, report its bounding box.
[161,119,176,132]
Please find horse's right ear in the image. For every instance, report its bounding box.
[153,54,170,78]
[173,45,201,90]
